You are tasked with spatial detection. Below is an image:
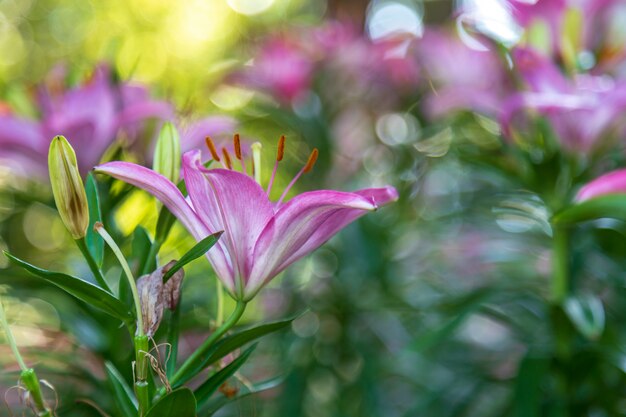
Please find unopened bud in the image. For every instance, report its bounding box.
[153,122,181,183]
[48,135,89,239]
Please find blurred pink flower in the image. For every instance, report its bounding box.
[232,21,419,105]
[576,168,626,201]
[506,0,626,71]
[0,65,173,177]
[95,139,398,300]
[416,28,511,118]
[501,47,626,151]
[233,38,315,103]
[179,116,240,153]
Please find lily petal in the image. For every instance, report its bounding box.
[95,160,238,294]
[183,150,274,295]
[576,169,626,201]
[94,161,209,239]
[246,187,398,299]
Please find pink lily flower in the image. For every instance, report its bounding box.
[501,47,626,151]
[232,38,315,103]
[576,169,626,201]
[504,0,626,72]
[415,28,511,118]
[95,136,398,300]
[0,64,173,177]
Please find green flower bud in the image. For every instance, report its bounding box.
[153,122,181,183]
[48,135,89,239]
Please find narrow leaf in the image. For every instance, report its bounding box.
[195,343,257,407]
[513,354,549,417]
[174,314,299,387]
[163,232,223,282]
[203,375,285,415]
[134,226,155,277]
[155,206,177,244]
[553,194,626,225]
[105,361,138,417]
[145,388,196,417]
[85,173,104,267]
[4,252,133,324]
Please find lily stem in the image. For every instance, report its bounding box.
[551,225,569,304]
[1,298,52,416]
[160,301,246,395]
[95,223,151,414]
[76,237,111,293]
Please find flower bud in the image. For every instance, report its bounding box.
[153,122,181,183]
[48,135,89,239]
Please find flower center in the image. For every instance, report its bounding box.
[204,134,318,205]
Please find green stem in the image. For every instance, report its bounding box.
[1,299,52,415]
[215,278,224,327]
[0,297,28,371]
[160,301,246,395]
[76,237,111,293]
[551,225,569,304]
[21,369,52,417]
[95,223,144,335]
[134,335,150,416]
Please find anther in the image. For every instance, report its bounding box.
[303,148,319,173]
[277,135,285,161]
[205,136,221,162]
[233,133,242,160]
[222,148,233,170]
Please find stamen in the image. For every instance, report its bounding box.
[277,135,285,161]
[267,135,286,196]
[233,133,247,174]
[303,148,318,173]
[277,147,319,206]
[251,142,262,184]
[233,134,242,160]
[222,147,233,170]
[205,136,221,162]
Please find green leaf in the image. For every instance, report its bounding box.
[4,252,133,324]
[410,290,489,353]
[564,294,605,340]
[134,226,155,277]
[552,194,626,225]
[195,343,257,407]
[163,232,223,282]
[145,388,196,417]
[513,354,549,417]
[85,173,104,267]
[174,314,299,387]
[105,361,138,417]
[155,205,177,244]
[203,375,285,415]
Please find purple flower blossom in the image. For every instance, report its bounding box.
[232,38,315,103]
[415,28,511,118]
[0,65,174,177]
[501,47,626,151]
[231,21,420,106]
[95,137,398,300]
[576,168,626,201]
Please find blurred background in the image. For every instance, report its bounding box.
[4,0,626,416]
